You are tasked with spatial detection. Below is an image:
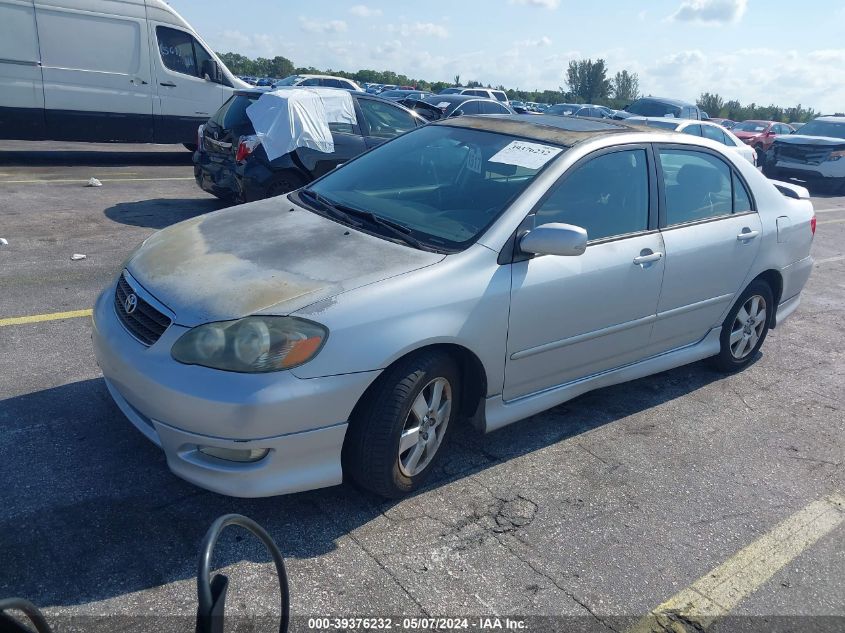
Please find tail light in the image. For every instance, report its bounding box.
[196,124,205,151]
[235,135,260,162]
[810,215,816,236]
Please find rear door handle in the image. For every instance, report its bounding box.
[160,81,176,87]
[737,229,760,241]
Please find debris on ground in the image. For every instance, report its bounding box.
[86,177,102,187]
[0,238,8,246]
[70,253,87,261]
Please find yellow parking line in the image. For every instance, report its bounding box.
[0,177,194,184]
[817,217,845,225]
[628,493,844,632]
[0,308,93,327]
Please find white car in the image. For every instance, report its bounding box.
[628,117,757,166]
[272,74,363,92]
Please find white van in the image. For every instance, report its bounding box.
[0,0,248,146]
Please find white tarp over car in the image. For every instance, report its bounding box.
[245,87,357,161]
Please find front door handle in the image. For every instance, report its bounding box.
[737,229,760,241]
[633,251,664,267]
[160,81,176,87]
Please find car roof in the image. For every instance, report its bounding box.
[636,96,695,106]
[424,94,496,104]
[436,114,652,146]
[816,115,845,122]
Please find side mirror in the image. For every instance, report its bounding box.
[202,60,221,83]
[520,222,588,257]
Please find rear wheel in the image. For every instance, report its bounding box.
[343,351,460,498]
[754,145,765,166]
[183,143,198,152]
[709,280,773,372]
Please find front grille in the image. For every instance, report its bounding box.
[775,143,834,166]
[114,273,171,346]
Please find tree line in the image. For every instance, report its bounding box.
[216,52,820,122]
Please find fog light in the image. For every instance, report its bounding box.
[198,446,270,463]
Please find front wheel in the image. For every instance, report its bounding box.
[343,351,460,498]
[709,280,773,372]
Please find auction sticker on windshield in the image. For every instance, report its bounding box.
[489,140,562,169]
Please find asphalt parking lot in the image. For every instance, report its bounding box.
[1,141,843,633]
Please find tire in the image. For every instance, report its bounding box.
[709,280,773,373]
[265,172,306,199]
[343,351,461,498]
[183,143,198,152]
[754,145,765,166]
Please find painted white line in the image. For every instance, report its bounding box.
[815,254,845,265]
[817,217,845,225]
[814,206,845,214]
[0,176,194,184]
[628,493,844,632]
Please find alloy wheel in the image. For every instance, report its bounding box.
[729,294,767,359]
[397,377,452,477]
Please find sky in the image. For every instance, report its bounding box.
[168,0,845,113]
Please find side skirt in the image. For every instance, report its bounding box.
[483,327,722,433]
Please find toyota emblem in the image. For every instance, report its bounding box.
[124,293,138,314]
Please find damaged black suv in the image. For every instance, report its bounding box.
[193,89,426,202]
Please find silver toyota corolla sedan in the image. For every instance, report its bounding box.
[93,115,816,498]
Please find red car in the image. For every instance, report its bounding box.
[732,120,795,163]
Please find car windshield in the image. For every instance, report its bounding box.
[302,125,564,251]
[627,100,683,118]
[794,120,845,140]
[273,75,301,86]
[547,104,579,115]
[733,121,768,132]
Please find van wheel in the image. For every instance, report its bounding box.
[183,143,198,152]
[343,351,460,498]
[710,280,773,373]
[265,172,305,199]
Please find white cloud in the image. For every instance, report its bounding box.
[670,0,748,24]
[509,0,560,8]
[514,36,552,48]
[349,5,382,18]
[637,47,845,113]
[299,17,348,34]
[386,22,449,38]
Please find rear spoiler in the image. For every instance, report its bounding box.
[769,179,810,200]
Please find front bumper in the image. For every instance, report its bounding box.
[769,160,845,181]
[92,279,379,497]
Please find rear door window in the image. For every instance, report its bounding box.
[658,149,735,225]
[358,99,417,138]
[683,125,703,137]
[478,101,509,115]
[453,101,480,116]
[702,125,729,145]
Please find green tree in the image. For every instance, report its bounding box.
[453,74,461,86]
[612,70,639,102]
[565,58,612,103]
[697,92,724,116]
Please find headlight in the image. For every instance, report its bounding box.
[171,316,328,373]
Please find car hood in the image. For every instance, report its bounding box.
[733,131,761,138]
[126,197,445,327]
[774,134,845,147]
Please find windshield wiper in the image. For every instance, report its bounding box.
[300,189,361,226]
[301,189,423,249]
[333,205,424,249]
